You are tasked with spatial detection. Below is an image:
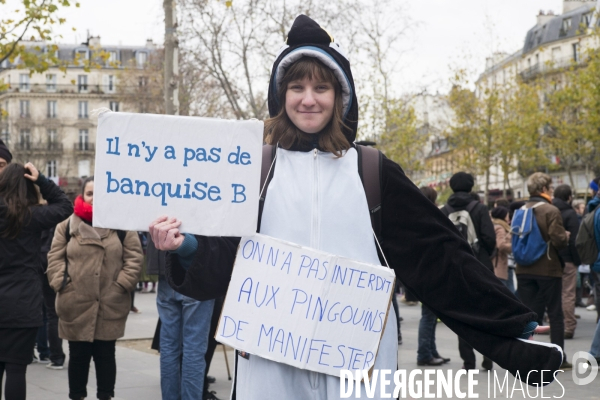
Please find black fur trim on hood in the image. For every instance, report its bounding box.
[267,14,359,143]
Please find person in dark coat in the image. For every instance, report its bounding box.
[0,162,72,399]
[441,171,497,371]
[552,184,581,339]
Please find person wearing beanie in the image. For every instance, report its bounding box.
[0,139,12,174]
[150,15,563,399]
[442,172,497,371]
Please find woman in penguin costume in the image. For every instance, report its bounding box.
[150,15,563,400]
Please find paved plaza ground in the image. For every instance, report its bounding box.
[21,291,600,399]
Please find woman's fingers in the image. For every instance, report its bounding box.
[149,216,169,236]
[533,326,550,335]
[24,162,40,181]
[155,218,182,250]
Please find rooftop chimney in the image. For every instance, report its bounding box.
[537,10,555,26]
[563,0,596,14]
[88,35,101,48]
[145,39,156,49]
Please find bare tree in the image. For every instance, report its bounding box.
[178,0,415,127]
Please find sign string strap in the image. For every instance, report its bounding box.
[372,229,391,270]
[259,146,278,200]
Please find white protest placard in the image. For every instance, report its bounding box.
[216,234,395,377]
[93,112,263,236]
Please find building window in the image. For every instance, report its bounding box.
[19,129,31,150]
[46,74,56,91]
[573,43,580,62]
[560,18,572,37]
[107,51,118,65]
[78,160,90,177]
[47,160,57,178]
[78,75,88,92]
[79,129,89,150]
[78,101,88,119]
[136,51,148,67]
[47,100,57,118]
[0,129,9,144]
[19,100,30,117]
[19,74,30,90]
[583,12,593,28]
[47,129,57,149]
[108,75,115,92]
[76,49,89,60]
[109,101,119,112]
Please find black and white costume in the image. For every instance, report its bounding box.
[166,15,563,400]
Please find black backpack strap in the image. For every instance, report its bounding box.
[356,144,383,240]
[257,144,277,232]
[60,219,71,291]
[466,200,479,214]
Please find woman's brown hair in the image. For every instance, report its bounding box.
[0,163,40,239]
[264,57,351,157]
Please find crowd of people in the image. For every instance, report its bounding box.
[1,14,600,400]
[405,171,600,373]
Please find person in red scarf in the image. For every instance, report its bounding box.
[47,176,143,400]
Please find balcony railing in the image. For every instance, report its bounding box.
[73,142,95,152]
[12,142,64,152]
[1,83,115,95]
[520,56,583,80]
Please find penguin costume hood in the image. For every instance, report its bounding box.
[267,14,359,143]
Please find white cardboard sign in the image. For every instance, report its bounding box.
[216,234,395,377]
[93,112,263,236]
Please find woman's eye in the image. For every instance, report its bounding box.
[290,85,303,90]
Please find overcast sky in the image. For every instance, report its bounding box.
[31,0,569,93]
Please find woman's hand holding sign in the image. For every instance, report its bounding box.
[149,216,185,251]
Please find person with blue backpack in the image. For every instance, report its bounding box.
[512,172,571,369]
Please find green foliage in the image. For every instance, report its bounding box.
[379,101,427,179]
[543,47,600,184]
[447,69,552,197]
[0,0,80,89]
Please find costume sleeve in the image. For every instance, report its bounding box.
[379,155,562,386]
[165,236,240,301]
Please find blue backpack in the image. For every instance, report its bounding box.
[511,203,549,266]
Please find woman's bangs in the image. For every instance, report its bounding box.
[286,58,336,84]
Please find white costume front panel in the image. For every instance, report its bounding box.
[235,147,398,400]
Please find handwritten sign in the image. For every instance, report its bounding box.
[93,112,263,236]
[216,234,395,377]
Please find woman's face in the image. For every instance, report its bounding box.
[83,181,94,205]
[285,77,335,134]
